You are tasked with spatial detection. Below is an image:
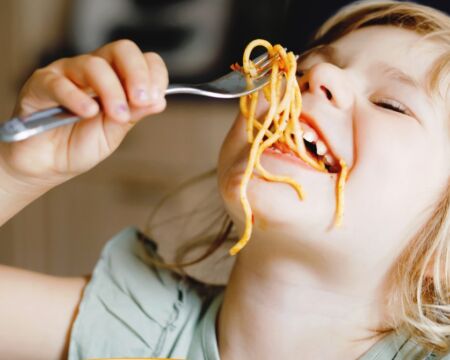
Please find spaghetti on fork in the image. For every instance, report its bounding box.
[229,39,348,256]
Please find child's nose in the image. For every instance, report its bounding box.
[299,62,354,111]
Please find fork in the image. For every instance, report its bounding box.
[0,52,276,143]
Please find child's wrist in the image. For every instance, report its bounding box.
[0,154,56,201]
[0,158,54,226]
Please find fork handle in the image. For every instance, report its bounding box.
[166,83,215,96]
[0,86,202,143]
[0,106,81,142]
[166,83,199,95]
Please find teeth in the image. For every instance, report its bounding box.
[299,120,335,162]
[301,123,318,143]
[324,153,335,165]
[316,140,328,156]
[303,130,318,143]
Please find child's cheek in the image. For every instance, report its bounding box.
[352,112,436,231]
[218,114,247,170]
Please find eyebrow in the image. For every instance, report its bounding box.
[376,62,423,92]
[313,45,336,61]
[299,44,347,68]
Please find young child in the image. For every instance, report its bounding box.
[1,1,449,359]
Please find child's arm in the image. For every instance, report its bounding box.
[0,40,168,358]
[0,39,168,226]
[0,264,88,359]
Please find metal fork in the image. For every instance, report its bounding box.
[0,52,275,142]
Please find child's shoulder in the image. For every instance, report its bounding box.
[68,227,224,360]
[361,327,450,360]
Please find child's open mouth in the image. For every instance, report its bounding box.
[268,116,341,173]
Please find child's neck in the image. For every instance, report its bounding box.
[217,239,390,359]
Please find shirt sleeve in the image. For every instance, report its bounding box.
[68,227,188,360]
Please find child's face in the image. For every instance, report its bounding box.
[218,26,448,260]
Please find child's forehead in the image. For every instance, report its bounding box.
[334,27,437,66]
[329,26,445,90]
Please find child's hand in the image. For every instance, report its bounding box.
[2,39,168,193]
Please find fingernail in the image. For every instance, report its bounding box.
[135,89,149,103]
[116,103,130,122]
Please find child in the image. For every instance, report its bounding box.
[0,1,449,359]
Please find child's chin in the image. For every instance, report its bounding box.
[219,165,339,233]
[222,179,328,231]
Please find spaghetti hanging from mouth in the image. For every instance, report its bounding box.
[228,39,348,256]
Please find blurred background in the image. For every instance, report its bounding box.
[0,0,448,278]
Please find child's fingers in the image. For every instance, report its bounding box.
[124,53,168,124]
[44,73,100,118]
[95,40,156,107]
[143,52,169,104]
[63,55,131,123]
[129,99,167,124]
[125,53,169,123]
[20,69,99,118]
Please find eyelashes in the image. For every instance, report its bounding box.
[373,98,409,115]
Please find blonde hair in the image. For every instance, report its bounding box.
[146,0,450,353]
[308,0,450,353]
[310,0,450,103]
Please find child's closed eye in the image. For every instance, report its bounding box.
[373,98,409,115]
[295,66,413,118]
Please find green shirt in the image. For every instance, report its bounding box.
[68,227,447,360]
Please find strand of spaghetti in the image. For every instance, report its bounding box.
[286,118,298,143]
[253,121,275,137]
[334,159,348,227]
[230,56,280,256]
[242,39,274,73]
[240,93,255,142]
[240,40,273,143]
[253,52,305,200]
[263,82,272,101]
[255,116,305,200]
[260,65,282,132]
[254,165,305,199]
[239,96,249,118]
[247,92,258,143]
[274,46,292,112]
[257,105,290,150]
[291,85,302,121]
[267,76,286,132]
[283,127,294,149]
[286,93,299,141]
[271,50,289,132]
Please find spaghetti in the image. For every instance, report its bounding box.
[228,39,348,256]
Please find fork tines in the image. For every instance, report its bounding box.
[248,49,297,79]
